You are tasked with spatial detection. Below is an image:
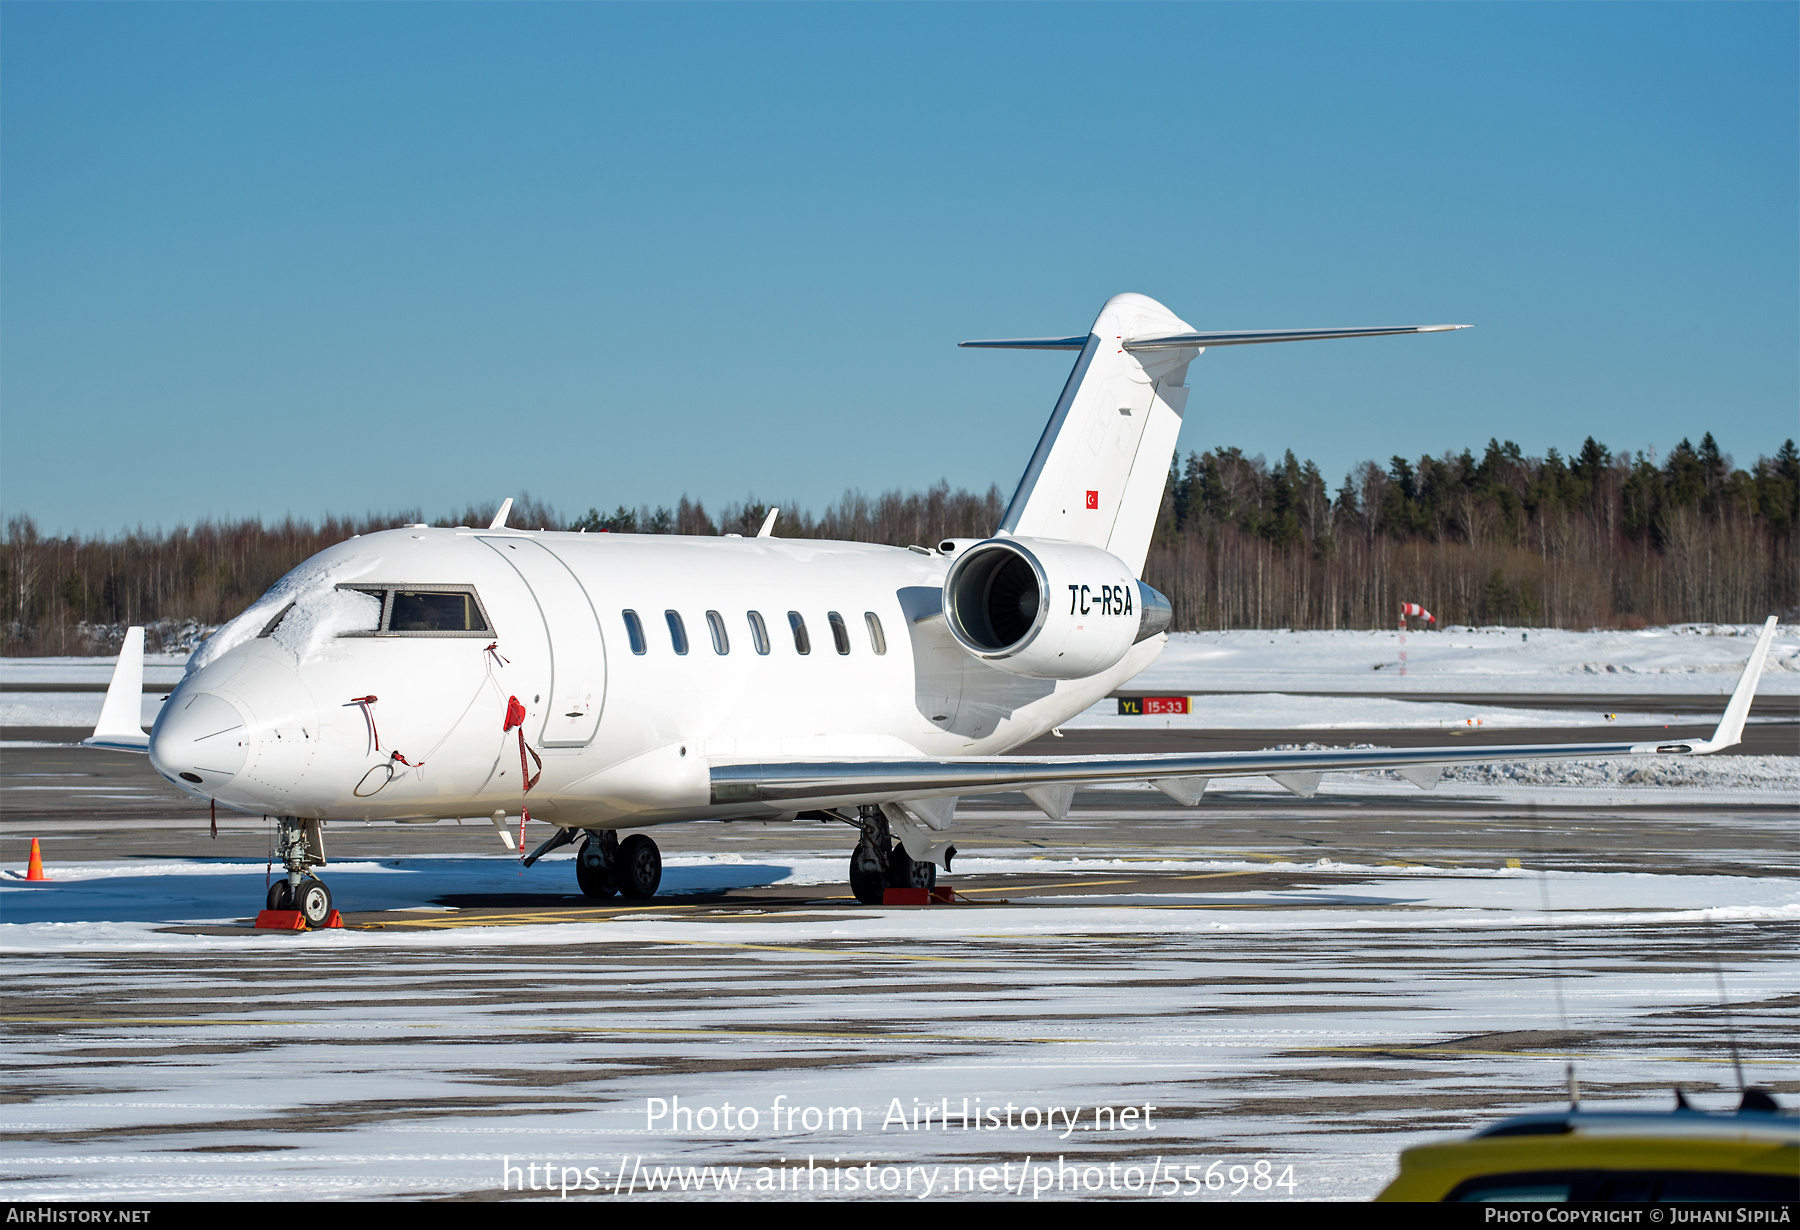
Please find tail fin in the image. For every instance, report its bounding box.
[971,293,1471,576]
[985,293,1199,576]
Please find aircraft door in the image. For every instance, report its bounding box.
[478,537,607,747]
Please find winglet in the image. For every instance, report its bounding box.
[1688,617,1779,754]
[757,507,779,538]
[82,627,150,753]
[489,497,514,530]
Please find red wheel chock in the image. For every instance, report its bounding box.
[253,910,345,931]
[881,887,958,905]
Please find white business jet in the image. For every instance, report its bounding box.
[86,293,1779,927]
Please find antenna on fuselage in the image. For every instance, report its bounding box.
[757,507,779,538]
[489,498,513,530]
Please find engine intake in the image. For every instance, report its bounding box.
[943,538,1171,679]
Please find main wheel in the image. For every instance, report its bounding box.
[848,845,886,905]
[294,877,333,928]
[887,845,936,890]
[615,834,662,899]
[266,880,293,911]
[575,836,617,899]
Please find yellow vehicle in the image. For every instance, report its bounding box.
[1377,1093,1798,1202]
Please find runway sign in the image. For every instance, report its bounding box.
[1117,696,1190,715]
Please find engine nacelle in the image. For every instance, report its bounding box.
[941,537,1172,679]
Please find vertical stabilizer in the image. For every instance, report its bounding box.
[996,293,1198,575]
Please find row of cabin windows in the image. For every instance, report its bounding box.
[621,609,887,658]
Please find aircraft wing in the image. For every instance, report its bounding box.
[710,617,1779,813]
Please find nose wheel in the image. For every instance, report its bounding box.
[294,877,334,927]
[265,816,334,928]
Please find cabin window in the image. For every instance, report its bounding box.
[788,611,811,655]
[865,612,887,655]
[827,611,851,655]
[666,610,689,655]
[747,611,770,655]
[623,610,646,655]
[706,610,729,655]
[335,584,492,637]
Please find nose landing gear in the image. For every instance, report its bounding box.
[267,816,334,928]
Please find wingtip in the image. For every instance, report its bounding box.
[1420,324,1474,332]
[1693,616,1781,753]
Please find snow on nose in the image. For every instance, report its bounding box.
[150,691,249,788]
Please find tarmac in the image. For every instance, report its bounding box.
[1,723,1794,1201]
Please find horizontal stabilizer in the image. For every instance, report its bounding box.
[1124,324,1470,350]
[958,336,1090,351]
[961,325,1470,352]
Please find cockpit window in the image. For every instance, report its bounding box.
[392,590,489,633]
[335,584,493,637]
[257,603,296,638]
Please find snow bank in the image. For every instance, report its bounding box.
[1127,624,1800,695]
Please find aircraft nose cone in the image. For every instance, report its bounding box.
[150,691,250,788]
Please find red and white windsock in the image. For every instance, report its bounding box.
[1400,602,1435,623]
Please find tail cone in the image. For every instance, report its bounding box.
[25,838,48,881]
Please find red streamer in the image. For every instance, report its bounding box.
[503,695,541,855]
[349,695,381,751]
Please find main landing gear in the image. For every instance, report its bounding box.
[575,830,662,900]
[848,804,936,905]
[266,816,334,927]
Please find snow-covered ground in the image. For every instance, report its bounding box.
[0,654,187,730]
[1126,623,1800,695]
[2,850,1794,1201]
[0,654,191,687]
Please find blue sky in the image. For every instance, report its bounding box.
[4,3,1795,535]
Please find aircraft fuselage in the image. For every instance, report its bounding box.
[148,526,1163,829]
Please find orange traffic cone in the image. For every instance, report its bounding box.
[25,838,49,881]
